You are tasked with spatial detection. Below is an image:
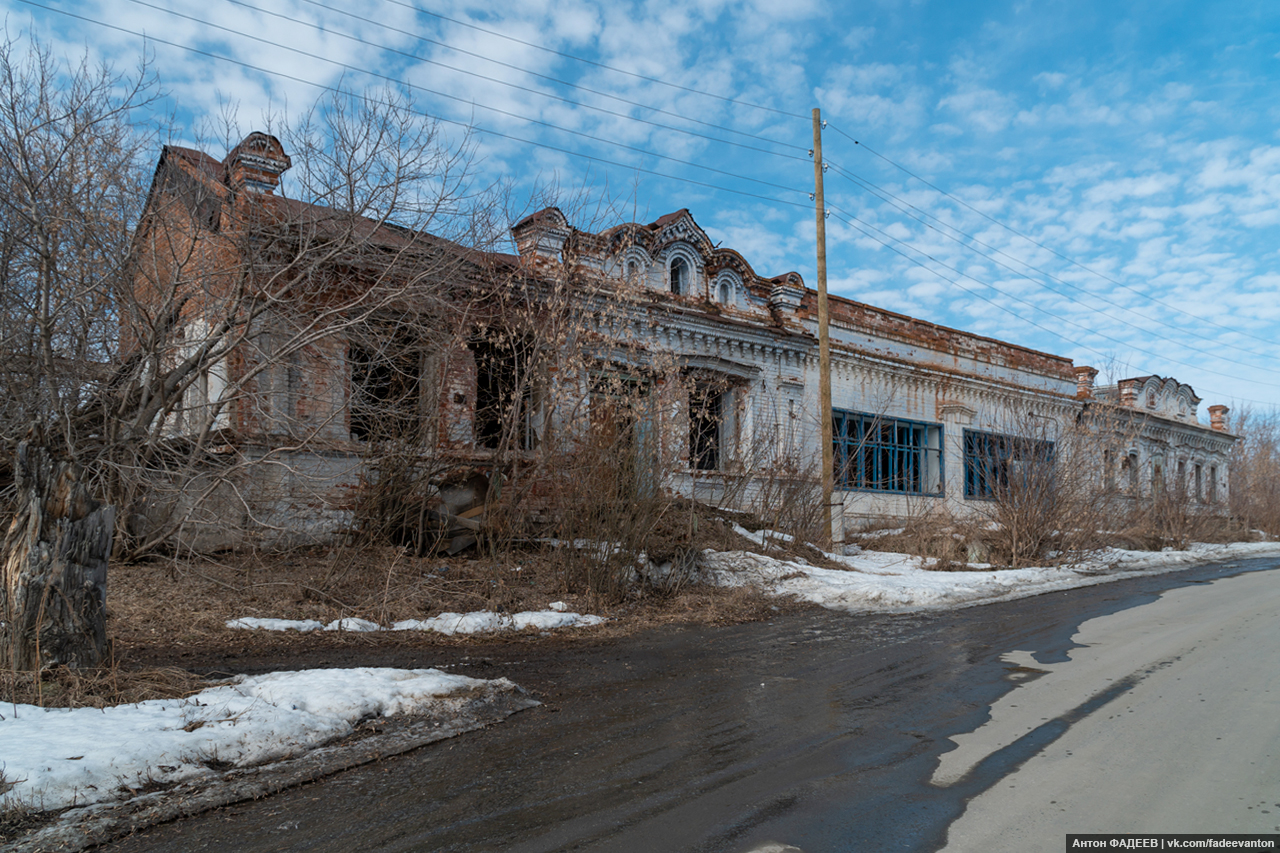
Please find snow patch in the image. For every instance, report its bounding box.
[227,609,607,636]
[700,540,1280,614]
[391,610,605,635]
[0,667,513,813]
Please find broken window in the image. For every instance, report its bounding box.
[689,385,723,471]
[963,429,1053,500]
[350,324,425,443]
[590,372,656,498]
[472,334,538,451]
[834,411,943,495]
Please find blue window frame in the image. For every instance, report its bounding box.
[832,411,943,495]
[963,429,1055,500]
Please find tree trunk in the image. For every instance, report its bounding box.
[2,441,114,672]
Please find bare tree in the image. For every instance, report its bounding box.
[0,31,503,668]
[0,32,156,479]
[0,32,156,670]
[1228,408,1280,538]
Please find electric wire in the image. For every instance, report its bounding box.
[278,0,809,152]
[824,159,1277,370]
[245,0,1276,367]
[17,1,813,212]
[106,0,813,193]
[17,1,1277,403]
[86,0,1280,364]
[376,0,810,121]
[827,121,1278,349]
[831,203,1280,408]
[825,202,1280,391]
[124,0,804,161]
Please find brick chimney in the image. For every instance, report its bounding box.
[1074,366,1098,399]
[1208,404,1229,432]
[1118,379,1138,408]
[223,132,291,195]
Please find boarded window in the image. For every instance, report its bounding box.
[590,373,656,499]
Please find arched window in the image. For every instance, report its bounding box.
[669,256,688,295]
[718,280,732,304]
[625,259,639,283]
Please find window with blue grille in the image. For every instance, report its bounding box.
[832,411,943,495]
[963,430,1054,499]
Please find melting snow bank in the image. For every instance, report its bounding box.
[1,667,536,843]
[226,607,605,635]
[700,541,1280,614]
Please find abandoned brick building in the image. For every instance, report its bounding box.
[129,132,1236,548]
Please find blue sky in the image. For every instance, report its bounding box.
[8,0,1280,412]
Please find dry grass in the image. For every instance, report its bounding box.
[0,664,210,709]
[0,496,826,712]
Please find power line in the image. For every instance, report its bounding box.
[825,203,1280,391]
[377,0,810,122]
[824,159,1278,371]
[17,1,812,212]
[826,121,1279,350]
[113,0,809,193]
[281,0,809,152]
[15,1,1277,404]
[200,0,808,159]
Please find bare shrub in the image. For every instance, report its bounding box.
[961,409,1116,569]
[712,401,827,552]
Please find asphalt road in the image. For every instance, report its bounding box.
[938,564,1280,848]
[101,557,1280,853]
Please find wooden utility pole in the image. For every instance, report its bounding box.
[812,108,835,545]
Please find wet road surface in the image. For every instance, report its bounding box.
[102,557,1280,852]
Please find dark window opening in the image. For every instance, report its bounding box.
[1125,453,1139,493]
[350,327,421,442]
[670,256,688,295]
[473,335,536,451]
[1194,463,1203,502]
[689,386,723,471]
[833,411,943,494]
[964,429,1054,500]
